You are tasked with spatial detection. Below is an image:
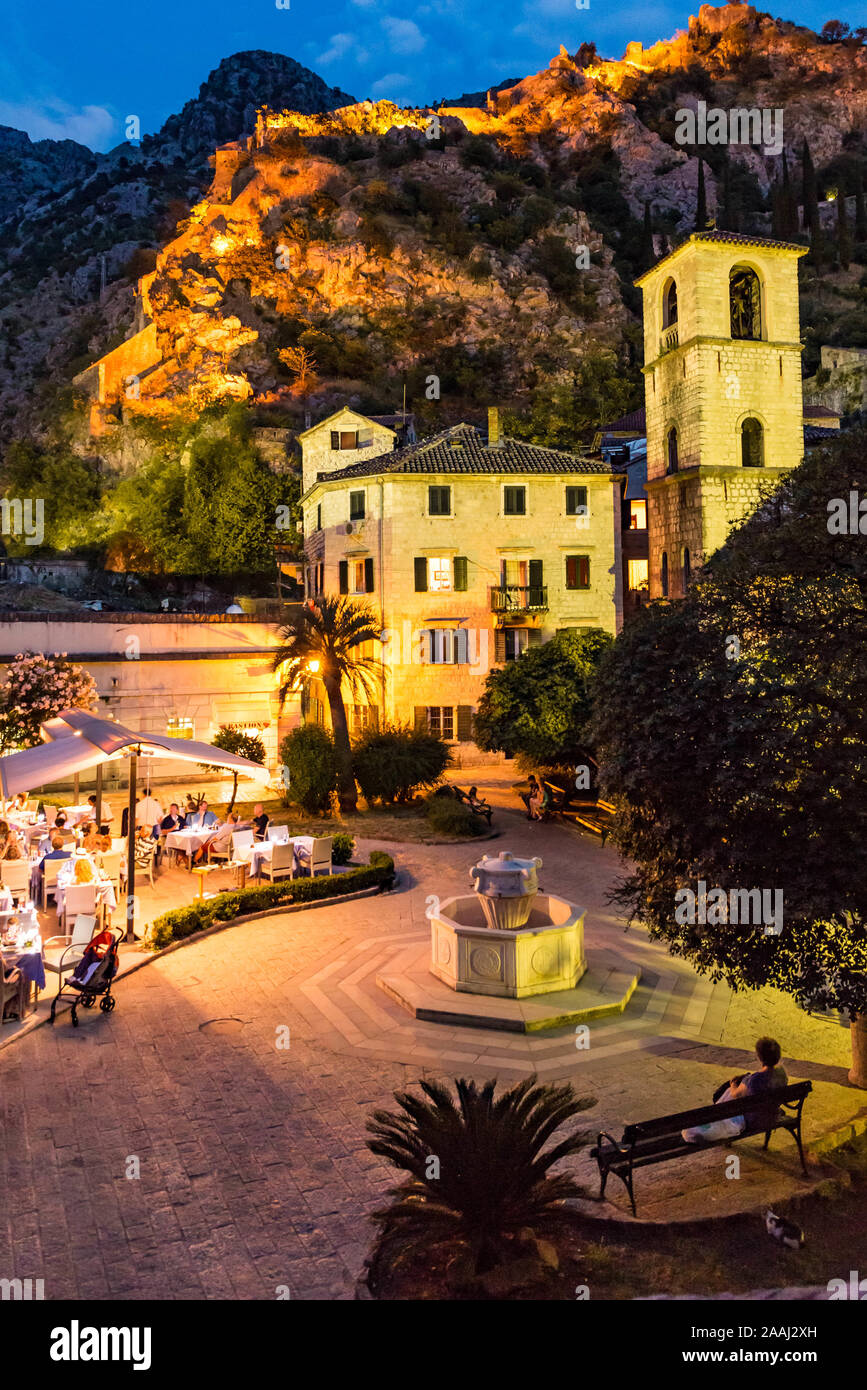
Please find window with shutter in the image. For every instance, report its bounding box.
[453,555,468,591]
[364,557,374,592]
[528,558,543,605]
[456,706,473,742]
[330,431,339,450]
[528,628,543,647]
[565,486,588,515]
[338,561,348,595]
[428,485,451,515]
[453,629,469,664]
[349,491,365,520]
[414,557,428,591]
[503,485,526,515]
[414,706,428,731]
[494,630,506,663]
[565,555,590,590]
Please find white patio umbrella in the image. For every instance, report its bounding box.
[0,708,269,941]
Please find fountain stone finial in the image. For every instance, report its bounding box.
[469,849,543,931]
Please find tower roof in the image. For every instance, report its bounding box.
[635,230,808,287]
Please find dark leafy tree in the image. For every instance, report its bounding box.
[695,156,708,231]
[198,724,266,814]
[475,628,612,770]
[590,426,867,1082]
[366,1077,595,1288]
[351,722,451,804]
[855,168,867,244]
[837,183,852,269]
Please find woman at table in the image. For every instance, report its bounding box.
[251,803,270,840]
[2,828,24,861]
[11,793,28,814]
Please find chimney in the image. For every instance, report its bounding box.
[488,406,502,448]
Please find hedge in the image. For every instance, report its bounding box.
[143,852,395,951]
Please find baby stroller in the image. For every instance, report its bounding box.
[49,924,122,1027]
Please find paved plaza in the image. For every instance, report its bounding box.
[0,775,863,1299]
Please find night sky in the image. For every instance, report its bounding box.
[1,0,863,152]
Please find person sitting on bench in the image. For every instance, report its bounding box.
[682,1036,788,1143]
[528,780,550,821]
[466,787,492,822]
[520,775,540,818]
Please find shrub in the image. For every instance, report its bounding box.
[331,831,355,865]
[280,724,340,814]
[143,854,396,949]
[352,722,452,804]
[425,795,487,838]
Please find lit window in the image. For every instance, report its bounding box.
[629,499,647,529]
[167,716,194,740]
[504,628,529,661]
[627,559,649,591]
[730,266,762,341]
[565,555,590,590]
[428,557,452,592]
[352,561,366,593]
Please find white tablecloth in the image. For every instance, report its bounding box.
[165,829,213,863]
[240,837,315,876]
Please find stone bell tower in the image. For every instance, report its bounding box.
[635,231,806,599]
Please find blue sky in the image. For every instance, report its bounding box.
[0,0,863,152]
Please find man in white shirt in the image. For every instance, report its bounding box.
[136,794,164,829]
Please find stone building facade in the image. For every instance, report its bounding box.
[636,231,806,599]
[300,410,624,758]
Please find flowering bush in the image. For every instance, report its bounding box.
[0,652,98,752]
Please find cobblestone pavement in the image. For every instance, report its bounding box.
[1,781,863,1299]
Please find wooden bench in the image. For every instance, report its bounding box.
[559,797,615,844]
[590,1081,812,1216]
[450,785,493,825]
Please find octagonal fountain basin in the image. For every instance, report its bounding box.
[430,892,586,999]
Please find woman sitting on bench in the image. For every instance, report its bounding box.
[466,787,492,823]
[682,1036,788,1143]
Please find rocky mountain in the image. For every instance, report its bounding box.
[1,6,867,446]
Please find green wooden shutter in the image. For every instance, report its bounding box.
[338,561,348,594]
[414,706,428,731]
[453,555,468,591]
[494,629,506,663]
[528,628,543,647]
[364,557,374,592]
[414,557,428,591]
[528,558,543,605]
[456,706,473,742]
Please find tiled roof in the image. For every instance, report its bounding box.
[315,423,612,482]
[802,404,840,419]
[803,425,840,445]
[600,407,646,435]
[635,230,807,284]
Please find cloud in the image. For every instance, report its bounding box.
[382,17,427,54]
[0,97,116,150]
[371,71,413,96]
[317,33,369,66]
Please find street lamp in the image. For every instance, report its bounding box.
[307,658,321,674]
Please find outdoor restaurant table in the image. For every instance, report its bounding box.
[242,836,315,877]
[164,828,214,867]
[55,861,117,917]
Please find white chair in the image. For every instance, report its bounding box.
[61,883,98,935]
[44,914,97,987]
[266,825,290,844]
[42,857,65,910]
[230,829,255,859]
[260,842,295,882]
[0,860,32,901]
[298,837,333,878]
[97,850,122,895]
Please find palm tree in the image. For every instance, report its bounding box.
[271,594,382,812]
[366,1077,595,1291]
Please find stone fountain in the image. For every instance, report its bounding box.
[428,850,586,998]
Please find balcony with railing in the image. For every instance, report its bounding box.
[659,323,679,355]
[490,584,548,614]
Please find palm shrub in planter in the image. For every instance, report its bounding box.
[352,722,452,804]
[365,1078,595,1297]
[280,724,340,814]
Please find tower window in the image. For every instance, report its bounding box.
[683,547,691,588]
[663,278,678,327]
[741,417,764,468]
[661,551,669,597]
[666,426,679,475]
[730,266,762,341]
